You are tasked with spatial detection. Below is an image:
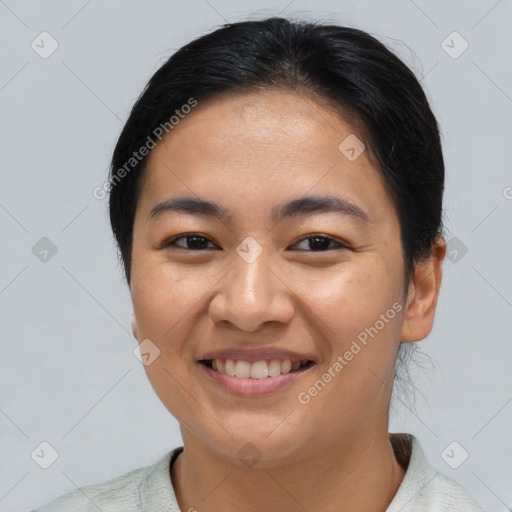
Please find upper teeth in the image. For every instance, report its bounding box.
[211,359,308,379]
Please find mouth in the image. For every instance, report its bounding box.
[199,358,315,379]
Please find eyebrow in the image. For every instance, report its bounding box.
[148,195,370,224]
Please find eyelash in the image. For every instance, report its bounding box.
[163,233,349,252]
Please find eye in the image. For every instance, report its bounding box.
[290,235,348,252]
[163,233,348,252]
[164,233,217,250]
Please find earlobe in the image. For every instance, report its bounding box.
[131,315,138,340]
[400,236,447,343]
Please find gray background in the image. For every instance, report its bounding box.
[1,1,511,510]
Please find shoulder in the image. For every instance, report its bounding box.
[31,450,179,512]
[387,433,484,512]
[424,470,485,511]
[32,466,146,512]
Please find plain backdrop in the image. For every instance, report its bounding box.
[0,1,511,511]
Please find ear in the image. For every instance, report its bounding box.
[400,235,446,343]
[131,315,138,340]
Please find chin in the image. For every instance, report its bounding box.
[192,421,312,469]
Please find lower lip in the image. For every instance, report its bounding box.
[199,362,314,396]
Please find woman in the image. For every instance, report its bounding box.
[34,17,484,512]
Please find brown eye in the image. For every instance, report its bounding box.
[291,236,348,252]
[165,234,216,250]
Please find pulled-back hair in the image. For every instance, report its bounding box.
[109,17,444,292]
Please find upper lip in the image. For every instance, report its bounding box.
[198,346,316,364]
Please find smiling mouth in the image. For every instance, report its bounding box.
[199,358,315,379]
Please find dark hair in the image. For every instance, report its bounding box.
[109,17,444,294]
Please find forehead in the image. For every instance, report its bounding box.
[139,89,395,223]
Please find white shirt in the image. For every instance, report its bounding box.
[32,433,484,511]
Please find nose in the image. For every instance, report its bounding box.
[208,249,295,332]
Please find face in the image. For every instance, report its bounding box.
[130,89,412,466]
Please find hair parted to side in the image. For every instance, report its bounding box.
[108,17,445,411]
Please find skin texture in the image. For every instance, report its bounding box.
[130,89,446,512]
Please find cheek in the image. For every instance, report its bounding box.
[130,265,197,407]
[297,263,403,423]
[131,262,190,343]
[130,259,226,359]
[298,258,400,342]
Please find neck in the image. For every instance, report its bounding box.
[171,428,407,512]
